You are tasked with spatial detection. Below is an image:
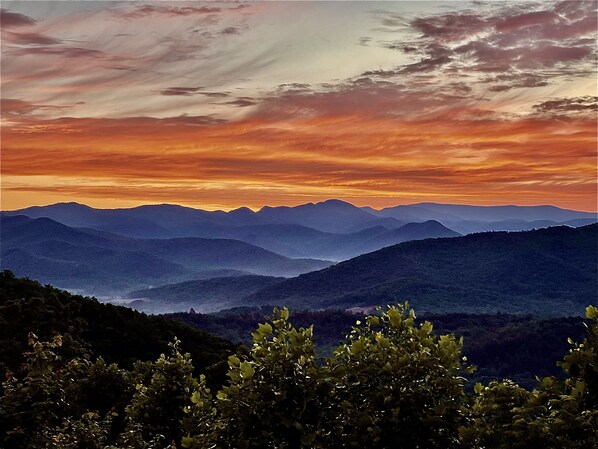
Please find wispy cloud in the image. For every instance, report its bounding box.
[1,98,72,117]
[3,110,595,210]
[3,31,62,45]
[159,86,204,96]
[1,1,596,211]
[0,8,36,28]
[367,1,596,93]
[533,96,597,115]
[117,4,223,20]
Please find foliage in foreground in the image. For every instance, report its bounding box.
[1,303,597,449]
[171,307,587,388]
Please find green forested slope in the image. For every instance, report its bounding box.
[0,271,235,378]
[245,224,598,315]
[1,276,596,449]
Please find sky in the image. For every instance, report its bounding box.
[1,1,597,211]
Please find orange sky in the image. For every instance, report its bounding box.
[1,1,597,211]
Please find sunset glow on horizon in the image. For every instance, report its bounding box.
[2,1,597,212]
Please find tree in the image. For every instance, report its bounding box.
[119,339,199,449]
[461,306,598,449]
[184,305,470,449]
[0,333,119,449]
[183,308,323,449]
[323,304,469,449]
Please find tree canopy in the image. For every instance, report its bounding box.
[1,273,597,448]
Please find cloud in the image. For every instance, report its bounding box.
[533,96,597,115]
[221,27,241,35]
[118,4,222,20]
[247,74,483,122]
[400,54,452,74]
[411,13,488,42]
[159,86,204,96]
[494,9,559,33]
[4,31,62,45]
[225,97,258,107]
[483,71,552,91]
[369,0,597,93]
[8,46,105,58]
[3,111,595,210]
[0,9,36,28]
[358,37,372,46]
[201,91,230,98]
[0,99,71,117]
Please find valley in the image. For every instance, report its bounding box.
[2,200,596,314]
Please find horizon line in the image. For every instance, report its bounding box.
[2,199,597,214]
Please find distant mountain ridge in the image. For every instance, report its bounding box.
[115,224,598,317]
[242,224,598,316]
[369,202,597,233]
[4,200,594,261]
[127,275,285,314]
[0,215,331,295]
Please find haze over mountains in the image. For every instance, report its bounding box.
[0,215,329,294]
[1,200,596,314]
[242,224,598,316]
[131,224,598,317]
[3,200,595,259]
[366,203,598,234]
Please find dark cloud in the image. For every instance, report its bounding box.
[9,46,104,58]
[225,97,258,107]
[250,79,475,121]
[276,83,312,93]
[367,0,596,96]
[159,86,204,96]
[400,55,452,74]
[5,31,62,45]
[119,5,222,19]
[109,65,137,71]
[411,13,488,42]
[201,92,230,98]
[221,27,240,35]
[361,68,398,78]
[166,115,226,126]
[0,9,36,28]
[1,99,40,116]
[1,99,71,117]
[447,82,473,94]
[533,96,597,115]
[488,74,549,92]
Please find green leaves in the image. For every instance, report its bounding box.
[387,307,403,327]
[4,302,598,449]
[420,320,433,336]
[463,308,598,449]
[239,362,254,379]
[252,322,273,342]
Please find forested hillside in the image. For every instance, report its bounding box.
[0,215,331,294]
[169,307,587,388]
[128,275,286,314]
[0,271,235,379]
[245,224,598,315]
[1,277,596,449]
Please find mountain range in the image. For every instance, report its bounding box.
[126,275,285,314]
[3,200,595,261]
[0,215,330,295]
[2,200,596,314]
[129,224,598,316]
